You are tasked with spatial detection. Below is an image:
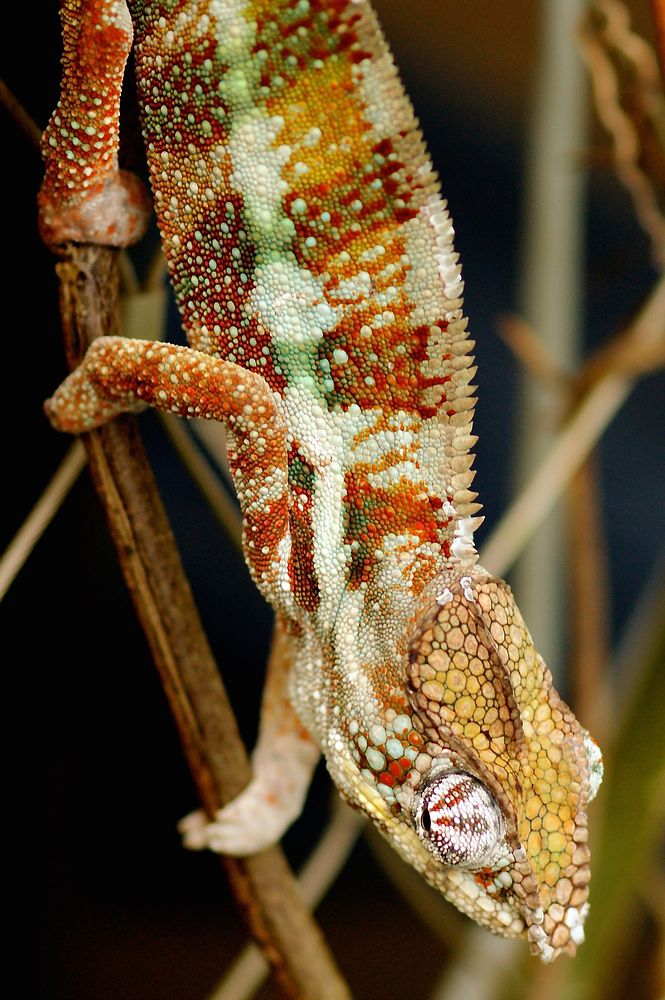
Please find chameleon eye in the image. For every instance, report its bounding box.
[413,769,504,868]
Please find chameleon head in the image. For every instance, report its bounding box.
[395,570,603,961]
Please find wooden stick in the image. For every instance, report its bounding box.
[0,441,86,601]
[52,242,350,1000]
[0,77,41,148]
[481,275,665,577]
[654,0,665,73]
[565,459,612,739]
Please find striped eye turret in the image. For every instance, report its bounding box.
[413,769,504,868]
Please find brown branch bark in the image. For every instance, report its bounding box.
[0,77,42,149]
[565,458,612,740]
[579,2,665,267]
[653,0,665,76]
[52,242,350,1000]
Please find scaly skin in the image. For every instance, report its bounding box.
[40,0,602,961]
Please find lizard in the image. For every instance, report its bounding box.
[39,0,603,962]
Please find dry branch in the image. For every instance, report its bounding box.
[51,242,350,1000]
[0,77,41,148]
[654,1,665,74]
[483,275,665,577]
[0,442,86,601]
[565,459,612,738]
[579,1,665,267]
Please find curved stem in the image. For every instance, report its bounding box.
[0,442,87,601]
[482,275,665,578]
[208,801,364,1000]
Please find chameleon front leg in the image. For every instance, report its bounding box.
[181,616,320,855]
[46,336,291,588]
[38,0,150,247]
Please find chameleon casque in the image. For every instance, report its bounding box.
[40,0,603,962]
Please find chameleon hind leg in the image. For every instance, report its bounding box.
[47,335,321,849]
[180,616,320,855]
[38,0,150,247]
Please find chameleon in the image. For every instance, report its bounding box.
[39,0,603,962]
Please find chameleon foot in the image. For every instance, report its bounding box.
[179,776,306,856]
[180,722,320,856]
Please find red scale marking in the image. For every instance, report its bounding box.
[474,869,498,889]
[286,444,320,611]
[343,456,450,586]
[136,30,290,391]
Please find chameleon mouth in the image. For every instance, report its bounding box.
[524,898,589,962]
[340,737,592,962]
[430,848,591,962]
[524,844,592,960]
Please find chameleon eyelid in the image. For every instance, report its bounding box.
[412,768,505,869]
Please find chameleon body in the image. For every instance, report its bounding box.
[40,0,603,961]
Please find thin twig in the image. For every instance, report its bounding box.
[208,801,364,1000]
[428,927,522,1000]
[366,825,466,952]
[0,442,87,601]
[522,951,568,1000]
[144,243,169,291]
[566,459,612,739]
[190,417,237,492]
[498,315,569,386]
[653,1,665,74]
[117,246,141,295]
[159,414,244,552]
[0,78,41,148]
[579,2,665,267]
[639,860,665,930]
[483,374,629,577]
[482,275,665,578]
[576,312,665,387]
[52,242,350,1000]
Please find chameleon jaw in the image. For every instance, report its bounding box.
[336,753,550,955]
[337,743,591,961]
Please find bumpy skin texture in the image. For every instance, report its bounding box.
[41,0,603,961]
